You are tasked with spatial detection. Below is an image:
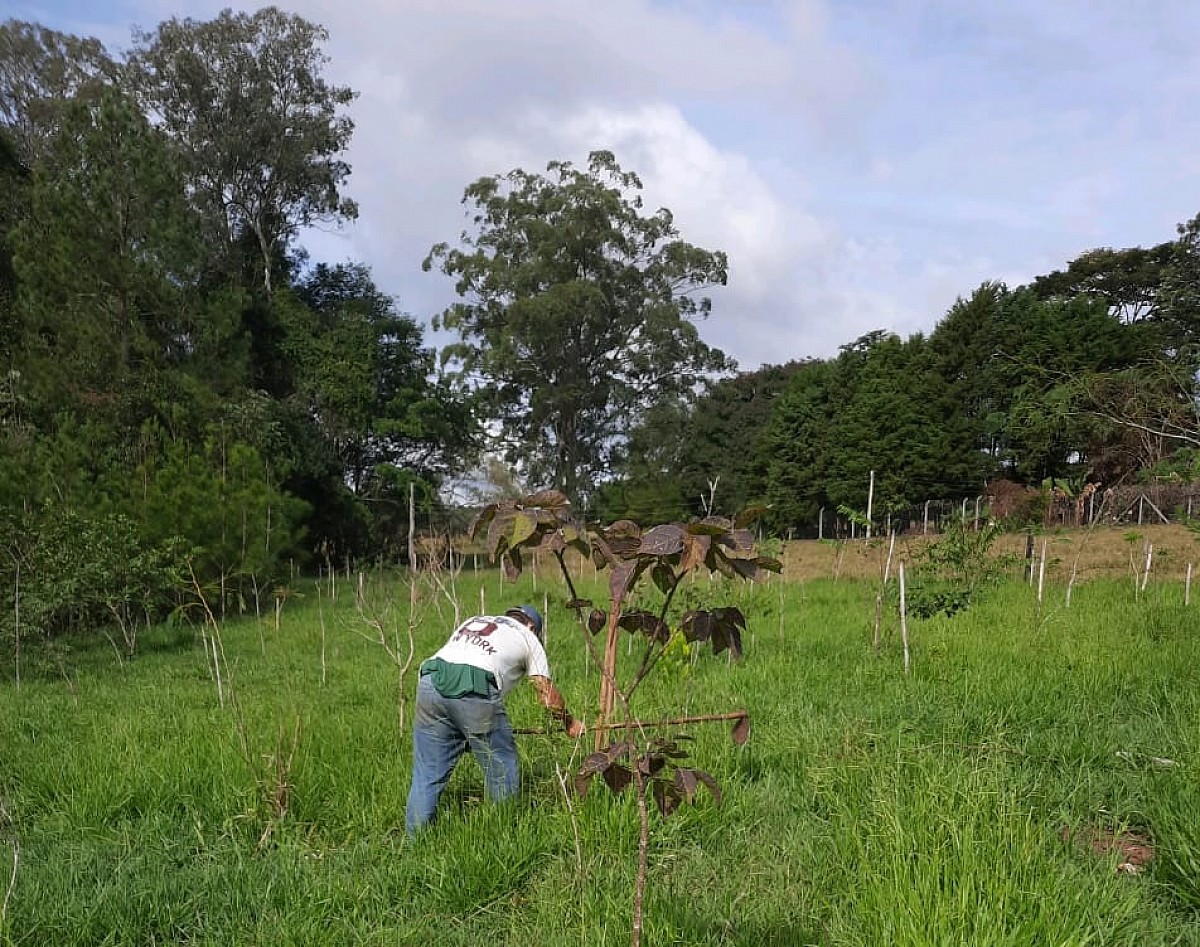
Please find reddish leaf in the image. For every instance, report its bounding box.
[587,609,607,636]
[710,549,758,581]
[685,519,730,537]
[681,609,715,643]
[523,489,570,510]
[487,510,515,559]
[652,780,681,817]
[707,548,739,579]
[674,768,699,803]
[714,606,747,630]
[753,556,783,574]
[602,763,633,794]
[609,562,637,606]
[538,532,566,553]
[692,770,723,805]
[679,533,710,574]
[718,528,755,553]
[565,598,593,611]
[601,520,642,559]
[651,562,676,596]
[468,503,499,541]
[639,524,685,556]
[501,549,522,582]
[710,621,743,659]
[731,714,751,746]
[578,742,631,776]
[733,505,769,528]
[618,610,670,642]
[638,752,667,777]
[574,772,593,798]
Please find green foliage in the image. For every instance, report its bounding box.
[906,518,1012,619]
[426,150,732,499]
[3,577,1199,943]
[10,85,201,421]
[139,433,308,596]
[0,508,186,644]
[616,361,809,520]
[126,7,357,294]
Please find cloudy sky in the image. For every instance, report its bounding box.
[10,0,1200,369]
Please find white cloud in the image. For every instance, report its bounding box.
[14,0,1200,369]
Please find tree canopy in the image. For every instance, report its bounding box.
[426,150,732,501]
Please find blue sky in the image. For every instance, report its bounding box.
[9,0,1200,369]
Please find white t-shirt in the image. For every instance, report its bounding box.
[430,614,551,696]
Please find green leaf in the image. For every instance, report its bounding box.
[509,510,538,547]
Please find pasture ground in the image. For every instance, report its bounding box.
[1,539,1199,945]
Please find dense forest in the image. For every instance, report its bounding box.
[2,9,1199,647]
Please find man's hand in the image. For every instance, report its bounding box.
[530,676,583,738]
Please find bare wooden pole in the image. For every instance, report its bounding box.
[408,481,416,572]
[516,711,748,736]
[1037,539,1048,604]
[866,470,875,540]
[1141,543,1154,593]
[1187,563,1193,607]
[899,560,909,676]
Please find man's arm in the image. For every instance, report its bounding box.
[528,675,584,738]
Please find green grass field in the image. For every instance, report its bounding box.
[2,566,1199,945]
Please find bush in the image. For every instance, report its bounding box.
[0,508,188,650]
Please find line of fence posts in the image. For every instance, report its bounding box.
[813,484,1200,541]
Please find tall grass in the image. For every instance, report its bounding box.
[1,569,1198,945]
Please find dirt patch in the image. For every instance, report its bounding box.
[1061,823,1155,874]
[778,524,1200,584]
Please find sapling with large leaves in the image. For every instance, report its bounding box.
[469,488,778,947]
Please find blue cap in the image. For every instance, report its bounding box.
[507,604,543,639]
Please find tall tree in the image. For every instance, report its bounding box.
[760,358,840,527]
[291,262,479,490]
[426,150,732,499]
[0,19,118,166]
[614,360,809,520]
[9,87,201,424]
[126,7,357,295]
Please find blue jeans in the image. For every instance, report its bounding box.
[405,675,519,833]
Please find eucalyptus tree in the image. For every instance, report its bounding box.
[126,7,357,295]
[0,19,118,166]
[426,150,732,500]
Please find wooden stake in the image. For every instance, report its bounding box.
[408,481,416,572]
[1187,563,1193,607]
[866,470,875,540]
[1037,539,1047,604]
[1141,543,1154,593]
